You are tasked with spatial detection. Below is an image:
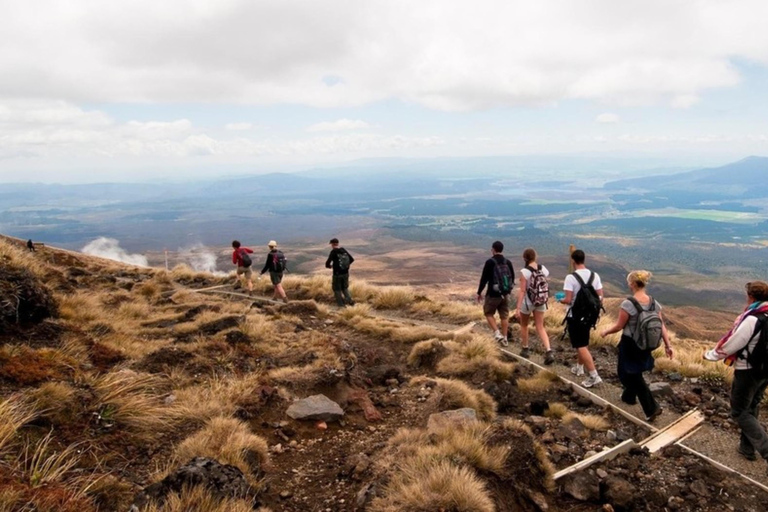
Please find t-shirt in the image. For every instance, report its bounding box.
[563,268,603,312]
[621,298,662,337]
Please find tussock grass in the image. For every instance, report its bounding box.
[17,432,82,488]
[653,337,733,382]
[563,412,610,431]
[372,287,415,310]
[436,336,515,382]
[409,299,484,323]
[407,339,448,369]
[90,370,173,435]
[172,374,263,422]
[336,303,372,321]
[58,292,102,324]
[0,395,37,453]
[0,238,47,278]
[239,313,277,343]
[142,485,268,512]
[411,376,496,421]
[175,417,269,480]
[25,382,78,425]
[100,333,172,359]
[342,315,452,344]
[543,402,568,419]
[516,370,560,394]
[115,301,151,321]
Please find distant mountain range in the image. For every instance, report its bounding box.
[605,156,768,197]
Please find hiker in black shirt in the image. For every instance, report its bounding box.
[259,240,289,303]
[477,240,515,346]
[27,239,35,252]
[325,238,355,307]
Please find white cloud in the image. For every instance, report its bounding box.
[307,119,370,132]
[595,113,620,124]
[0,1,766,110]
[225,122,253,131]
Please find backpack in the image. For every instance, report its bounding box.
[525,264,549,307]
[272,250,286,273]
[740,314,768,376]
[492,258,513,296]
[337,250,351,271]
[569,271,603,329]
[627,297,663,351]
[239,249,252,268]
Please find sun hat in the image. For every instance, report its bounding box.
[268,240,277,248]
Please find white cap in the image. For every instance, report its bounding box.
[268,240,277,247]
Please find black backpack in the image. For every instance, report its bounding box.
[569,271,603,329]
[741,314,768,376]
[240,249,252,268]
[492,258,513,296]
[627,297,663,351]
[272,250,286,273]
[337,250,351,271]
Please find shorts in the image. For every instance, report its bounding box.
[567,319,591,349]
[519,297,547,315]
[236,266,253,279]
[483,295,509,317]
[269,271,283,285]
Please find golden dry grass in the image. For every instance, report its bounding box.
[407,339,448,368]
[543,402,568,419]
[0,395,37,453]
[341,315,453,344]
[436,336,515,382]
[0,238,48,279]
[172,373,264,422]
[142,485,269,512]
[25,382,78,425]
[563,412,610,431]
[411,376,496,421]
[516,369,560,394]
[409,299,484,323]
[372,287,415,310]
[175,417,269,480]
[17,432,82,488]
[58,292,103,325]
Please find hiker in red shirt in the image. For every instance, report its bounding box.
[231,240,254,293]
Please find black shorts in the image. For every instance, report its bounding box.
[567,320,591,349]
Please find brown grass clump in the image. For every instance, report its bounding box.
[175,417,269,481]
[409,299,483,323]
[141,485,268,512]
[516,369,560,394]
[58,292,103,325]
[436,336,515,382]
[407,339,449,369]
[543,402,568,419]
[371,418,554,512]
[25,382,78,425]
[16,432,82,488]
[342,315,453,344]
[372,286,415,310]
[90,370,173,435]
[562,412,610,431]
[172,373,264,423]
[0,346,72,386]
[336,303,372,321]
[0,395,37,453]
[411,376,496,421]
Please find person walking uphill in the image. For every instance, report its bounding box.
[559,249,604,388]
[260,241,289,303]
[477,241,515,346]
[516,248,554,364]
[231,240,254,293]
[704,281,768,469]
[326,238,355,307]
[601,271,673,422]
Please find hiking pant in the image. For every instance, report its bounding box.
[618,370,657,418]
[332,274,353,306]
[731,368,768,460]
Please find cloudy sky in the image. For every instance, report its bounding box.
[1,0,767,183]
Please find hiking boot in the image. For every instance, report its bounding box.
[646,407,663,423]
[581,375,603,388]
[570,364,585,377]
[738,445,757,461]
[544,350,555,365]
[620,390,638,406]
[520,347,531,358]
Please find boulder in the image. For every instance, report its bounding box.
[562,471,600,501]
[427,408,478,433]
[649,382,674,397]
[131,457,251,508]
[286,394,344,422]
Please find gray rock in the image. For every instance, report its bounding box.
[562,471,600,501]
[286,394,344,422]
[131,457,251,509]
[427,408,478,433]
[602,476,637,509]
[606,430,618,441]
[667,372,683,382]
[596,468,609,479]
[649,382,674,397]
[559,416,586,440]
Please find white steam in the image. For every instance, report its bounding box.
[82,237,148,266]
[182,244,228,276]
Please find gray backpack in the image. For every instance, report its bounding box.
[627,297,663,351]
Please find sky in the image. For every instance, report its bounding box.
[1,0,768,183]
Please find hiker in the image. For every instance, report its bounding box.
[231,240,254,293]
[477,240,515,346]
[260,240,288,303]
[600,271,673,422]
[515,248,554,364]
[26,239,35,252]
[558,249,604,388]
[325,238,355,307]
[704,281,768,466]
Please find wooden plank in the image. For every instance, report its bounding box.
[554,439,639,480]
[199,289,285,305]
[452,321,476,336]
[640,410,704,453]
